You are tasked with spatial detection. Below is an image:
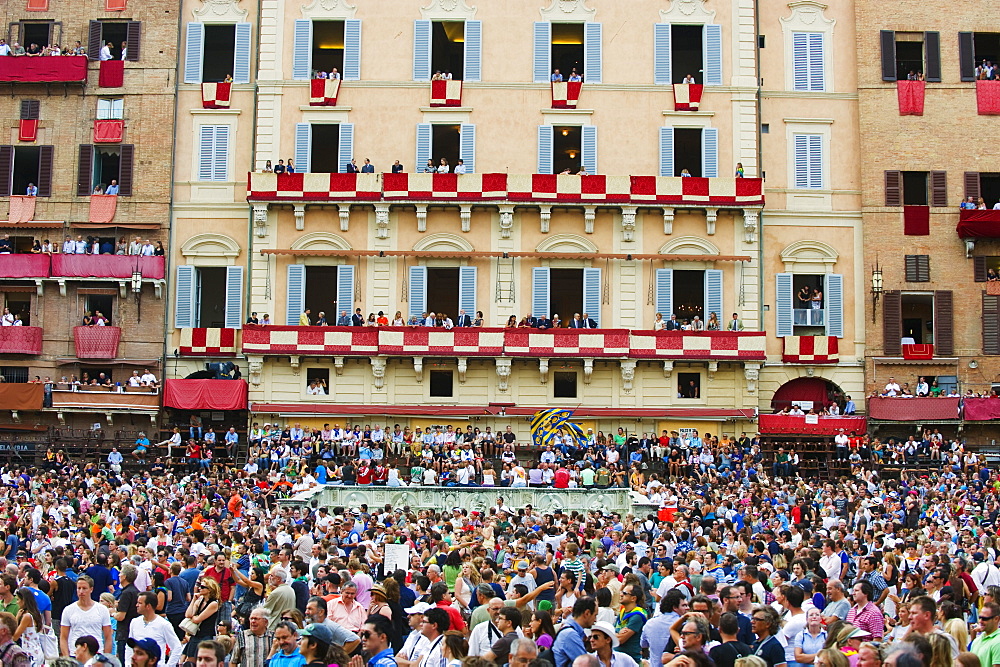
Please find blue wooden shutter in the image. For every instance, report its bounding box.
[459,124,476,173]
[459,266,477,316]
[343,19,362,81]
[655,269,673,319]
[702,127,718,178]
[537,125,553,174]
[409,266,427,319]
[413,20,431,81]
[792,32,809,91]
[464,20,481,82]
[581,125,597,175]
[533,22,551,83]
[338,123,354,174]
[654,23,672,85]
[582,267,601,326]
[584,22,602,83]
[175,265,196,328]
[225,266,244,329]
[292,20,312,80]
[808,134,822,188]
[775,273,793,337]
[532,267,550,319]
[704,24,722,86]
[213,126,229,181]
[198,126,215,181]
[808,32,825,91]
[233,23,252,84]
[286,264,306,325]
[337,265,355,315]
[659,127,674,177]
[295,123,311,174]
[183,23,204,84]
[826,273,844,338]
[415,123,432,174]
[704,269,723,322]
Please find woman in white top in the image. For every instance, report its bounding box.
[653,313,666,330]
[392,310,405,326]
[437,158,450,173]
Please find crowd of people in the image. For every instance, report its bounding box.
[0,235,164,256]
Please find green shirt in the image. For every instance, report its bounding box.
[596,468,611,485]
[973,629,1000,667]
[581,468,596,486]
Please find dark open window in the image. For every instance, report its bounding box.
[11,146,38,197]
[427,268,459,320]
[550,23,584,82]
[4,293,31,326]
[554,371,577,399]
[677,372,701,398]
[980,173,1000,209]
[671,25,704,84]
[431,124,461,171]
[431,21,464,80]
[14,21,57,52]
[196,267,226,328]
[902,171,929,205]
[673,270,706,323]
[905,255,930,282]
[82,291,114,324]
[429,370,454,397]
[673,128,703,177]
[312,20,344,76]
[881,30,940,81]
[552,125,581,175]
[305,368,330,394]
[0,367,29,384]
[89,20,138,60]
[203,24,236,83]
[78,366,114,385]
[549,268,583,324]
[78,144,133,196]
[1,145,52,198]
[960,32,1000,81]
[887,291,952,355]
[793,274,826,331]
[310,124,341,174]
[304,266,338,320]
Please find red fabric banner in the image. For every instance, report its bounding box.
[7,196,36,224]
[902,343,934,359]
[94,119,124,143]
[963,397,1000,421]
[51,255,165,280]
[758,415,866,435]
[977,81,1000,115]
[781,336,839,363]
[27,0,49,10]
[903,205,930,235]
[73,326,121,359]
[430,79,462,106]
[105,0,127,9]
[309,78,340,106]
[164,379,248,411]
[0,327,43,354]
[18,119,38,142]
[0,56,87,83]
[959,209,1000,224]
[551,81,582,108]
[0,254,49,278]
[99,60,124,88]
[89,195,117,223]
[202,82,232,109]
[180,327,238,356]
[868,396,961,421]
[0,384,42,411]
[673,84,704,111]
[896,80,925,115]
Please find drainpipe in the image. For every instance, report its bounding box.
[754,0,765,338]
[163,2,185,414]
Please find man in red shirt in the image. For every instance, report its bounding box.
[553,465,570,489]
[202,553,236,622]
[357,462,373,486]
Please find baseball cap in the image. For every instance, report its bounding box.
[127,638,162,660]
[516,560,529,570]
[299,623,334,645]
[404,602,432,615]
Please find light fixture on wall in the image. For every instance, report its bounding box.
[131,268,143,322]
[870,261,883,323]
[568,150,577,159]
[561,128,570,136]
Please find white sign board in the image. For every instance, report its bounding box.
[383,543,410,575]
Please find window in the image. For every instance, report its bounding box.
[78,366,114,385]
[537,125,595,175]
[653,23,722,85]
[287,264,353,326]
[80,289,115,324]
[183,22,252,84]
[312,21,345,76]
[197,127,229,182]
[533,21,602,83]
[415,123,476,175]
[880,30,941,82]
[407,266,476,322]
[984,292,1000,355]
[655,268,724,325]
[884,170,947,207]
[174,265,244,329]
[88,21,139,61]
[97,98,124,120]
[659,127,718,178]
[775,273,844,337]
[305,368,330,395]
[76,144,133,196]
[19,101,39,121]
[902,171,928,206]
[881,290,953,355]
[530,267,602,325]
[960,32,1000,81]
[194,267,226,328]
[793,134,823,189]
[964,172,1000,209]
[0,145,53,197]
[0,367,29,384]
[792,32,824,91]
[3,292,31,326]
[413,20,480,82]
[14,21,59,52]
[974,256,1000,282]
[293,19,362,80]
[677,373,701,399]
[905,255,930,282]
[429,370,454,398]
[554,371,577,399]
[294,123,354,174]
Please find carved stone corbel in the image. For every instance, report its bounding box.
[58,279,66,297]
[374,204,390,240]
[499,205,514,239]
[621,206,637,242]
[338,205,350,232]
[743,210,759,244]
[253,204,269,238]
[539,205,551,233]
[662,360,674,379]
[290,356,302,374]
[966,239,976,258]
[496,358,512,392]
[413,356,424,382]
[460,204,472,233]
[370,356,387,390]
[583,358,594,384]
[705,207,718,235]
[154,280,164,299]
[416,205,428,233]
[247,355,264,385]
[744,362,761,395]
[584,206,596,234]
[293,203,305,231]
[34,280,43,296]
[333,356,345,375]
[118,281,128,298]
[538,357,550,383]
[663,208,674,235]
[620,360,637,394]
[56,411,65,425]
[707,361,718,379]
[457,357,468,383]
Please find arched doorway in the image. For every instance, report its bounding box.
[770,377,846,412]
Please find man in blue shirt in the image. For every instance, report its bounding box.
[552,597,596,667]
[270,621,306,667]
[356,616,396,667]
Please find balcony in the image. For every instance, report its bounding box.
[0,55,87,84]
[868,396,961,421]
[0,327,43,355]
[793,309,825,326]
[957,210,1000,255]
[51,255,164,280]
[0,255,50,279]
[50,387,159,412]
[179,328,239,356]
[73,326,121,359]
[758,414,866,435]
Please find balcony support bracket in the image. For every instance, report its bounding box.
[34,279,43,296]
[538,357,550,383]
[333,356,345,375]
[416,205,428,233]
[374,204,391,240]
[499,205,514,239]
[584,206,596,234]
[339,204,351,231]
[966,239,975,258]
[621,206,637,242]
[663,208,674,235]
[457,357,468,383]
[371,356,387,390]
[247,355,264,385]
[662,360,674,379]
[583,357,594,384]
[496,358,512,393]
[460,204,472,233]
[539,205,551,233]
[289,356,302,374]
[705,207,718,235]
[621,359,637,394]
[413,356,424,382]
[293,204,306,231]
[253,204,269,238]
[707,360,718,379]
[58,279,67,297]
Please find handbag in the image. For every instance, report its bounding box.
[179,617,201,636]
[39,625,58,660]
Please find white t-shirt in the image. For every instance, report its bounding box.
[61,601,111,649]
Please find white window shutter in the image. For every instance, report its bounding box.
[343,19,362,81]
[537,125,553,175]
[792,32,809,91]
[532,267,550,319]
[704,24,722,85]
[775,273,793,337]
[458,266,477,316]
[295,123,311,174]
[175,265,196,328]
[654,23,672,85]
[464,20,482,82]
[286,264,306,325]
[702,127,718,178]
[809,32,825,91]
[415,123,432,173]
[584,22,602,83]
[533,22,551,83]
[213,126,229,181]
[582,267,601,326]
[581,125,597,175]
[337,265,355,316]
[413,20,431,81]
[183,23,204,84]
[659,127,674,177]
[826,273,843,337]
[655,269,673,319]
[292,20,312,80]
[338,123,354,174]
[233,23,252,84]
[409,266,427,319]
[198,126,215,181]
[808,134,823,188]
[459,124,476,173]
[225,266,244,329]
[704,269,723,322]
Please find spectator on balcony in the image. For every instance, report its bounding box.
[96,373,112,387]
[550,69,563,82]
[61,236,74,254]
[473,311,484,327]
[423,312,436,327]
[432,71,444,81]
[120,41,128,61]
[336,310,350,325]
[330,68,341,80]
[140,369,157,387]
[682,74,697,84]
[190,414,203,440]
[11,43,25,56]
[916,377,930,397]
[422,159,435,173]
[29,240,41,254]
[393,311,405,326]
[535,315,553,330]
[653,313,666,330]
[246,312,259,325]
[569,313,596,329]
[437,158,450,174]
[299,309,312,326]
[455,310,472,327]
[81,312,94,326]
[366,312,377,326]
[680,169,692,177]
[345,158,359,173]
[71,41,85,56]
[286,159,296,173]
[261,313,272,324]
[0,40,9,56]
[273,160,286,174]
[263,160,273,173]
[352,308,364,326]
[94,310,109,326]
[307,378,327,396]
[884,377,901,397]
[99,41,113,61]
[690,315,705,331]
[736,163,745,178]
[392,161,404,173]
[961,196,977,210]
[26,42,42,56]
[154,241,164,256]
[664,313,682,330]
[127,371,142,388]
[0,309,13,326]
[128,236,142,255]
[24,183,37,196]
[316,311,328,325]
[105,180,119,195]
[568,69,582,82]
[978,197,989,210]
[361,159,375,173]
[727,313,744,331]
[843,396,857,415]
[706,312,721,331]
[0,235,11,255]
[811,288,823,310]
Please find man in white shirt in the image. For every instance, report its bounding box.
[62,236,76,254]
[99,41,113,61]
[74,236,88,254]
[140,240,155,256]
[126,592,182,667]
[127,371,142,387]
[0,40,10,56]
[140,369,157,386]
[454,159,467,174]
[424,312,437,327]
[884,377,900,396]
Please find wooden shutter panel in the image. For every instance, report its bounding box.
[654,23,671,85]
[118,144,134,196]
[885,170,902,207]
[463,20,481,82]
[415,123,432,175]
[775,273,794,337]
[336,265,354,316]
[338,123,354,175]
[703,23,722,86]
[292,20,312,80]
[459,266,477,319]
[965,172,981,201]
[930,170,947,207]
[408,266,427,319]
[581,125,597,175]
[412,20,431,81]
[959,32,976,82]
[934,290,954,356]
[984,293,1000,355]
[174,266,196,329]
[19,100,39,120]
[905,255,918,282]
[233,23,252,84]
[537,125,553,175]
[660,127,674,177]
[77,144,93,196]
[924,31,941,82]
[343,19,362,81]
[704,269,723,324]
[702,127,718,178]
[905,255,930,282]
[582,267,601,326]
[224,266,244,329]
[88,20,102,61]
[36,145,53,197]
[459,124,476,173]
[655,269,673,319]
[0,146,13,198]
[285,264,306,326]
[125,21,141,61]
[531,267,550,319]
[880,30,896,81]
[533,22,551,83]
[883,290,902,355]
[975,256,988,282]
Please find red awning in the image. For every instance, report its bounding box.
[164,379,248,411]
[250,403,755,420]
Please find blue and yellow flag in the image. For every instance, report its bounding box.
[530,408,587,448]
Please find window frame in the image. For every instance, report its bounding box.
[97,98,124,120]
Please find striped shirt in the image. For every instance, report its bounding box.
[846,602,884,640]
[234,629,274,667]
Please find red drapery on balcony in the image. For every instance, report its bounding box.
[51,255,165,280]
[0,56,87,83]
[758,415,866,435]
[94,119,124,143]
[163,379,247,411]
[6,196,36,224]
[551,81,581,108]
[868,396,961,420]
[98,60,124,88]
[781,336,839,363]
[18,119,38,142]
[0,384,42,411]
[0,254,49,278]
[0,327,43,354]
[902,343,934,359]
[105,0,127,9]
[309,78,340,106]
[673,83,704,111]
[73,326,121,359]
[903,205,930,235]
[896,80,925,115]
[430,79,462,106]
[26,0,49,10]
[977,81,1000,115]
[963,398,1000,421]
[89,195,117,223]
[202,82,231,109]
[179,328,238,355]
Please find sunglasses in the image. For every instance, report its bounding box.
[359,631,372,639]
[983,616,998,622]
[281,616,294,621]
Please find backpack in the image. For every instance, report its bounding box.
[539,625,575,667]
[840,552,857,584]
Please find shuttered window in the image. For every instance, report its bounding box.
[975,257,989,282]
[532,267,550,319]
[343,19,362,81]
[924,31,941,82]
[459,124,476,174]
[413,20,431,81]
[463,21,481,82]
[581,126,597,176]
[458,266,477,318]
[965,172,981,201]
[533,22,551,83]
[826,273,844,338]
[537,126,554,175]
[702,128,718,178]
[118,144,133,196]
[292,20,312,81]
[295,123,312,174]
[76,144,94,196]
[408,266,427,319]
[775,274,794,337]
[704,270,723,323]
[36,145,53,197]
[905,255,930,282]
[174,266,196,329]
[934,290,954,356]
[233,23,252,84]
[884,170,902,207]
[793,134,823,189]
[286,265,306,326]
[183,23,204,84]
[0,147,11,198]
[959,32,976,82]
[584,22,602,84]
[882,290,902,355]
[19,100,39,120]
[198,126,229,181]
[931,171,948,207]
[338,123,354,175]
[415,123,432,175]
[655,269,673,319]
[659,127,674,178]
[984,292,1000,355]
[582,267,601,326]
[654,23,671,85]
[880,30,897,81]
[704,24,722,86]
[792,32,824,91]
[224,266,244,329]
